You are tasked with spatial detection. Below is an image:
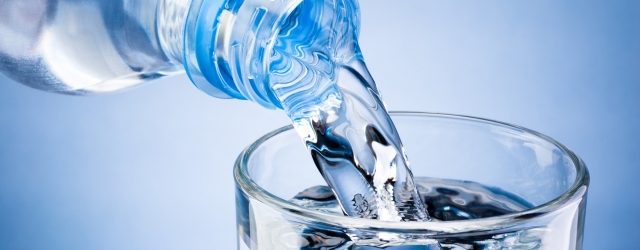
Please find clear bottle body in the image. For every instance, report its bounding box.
[0,0,193,95]
[0,0,310,107]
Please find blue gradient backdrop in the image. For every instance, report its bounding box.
[1,1,638,249]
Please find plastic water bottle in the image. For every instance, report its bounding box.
[0,0,319,109]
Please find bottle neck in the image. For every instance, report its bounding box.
[165,0,360,109]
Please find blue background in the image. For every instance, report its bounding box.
[1,0,638,249]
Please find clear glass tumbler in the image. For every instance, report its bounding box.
[234,112,589,250]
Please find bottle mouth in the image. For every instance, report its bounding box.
[234,111,590,234]
[182,0,304,108]
[182,0,361,110]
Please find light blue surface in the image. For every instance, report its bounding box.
[1,1,638,249]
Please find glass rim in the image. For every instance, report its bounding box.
[233,111,590,234]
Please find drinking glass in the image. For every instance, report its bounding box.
[234,112,588,249]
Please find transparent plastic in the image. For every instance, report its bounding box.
[0,0,326,108]
[0,0,190,94]
[235,112,589,249]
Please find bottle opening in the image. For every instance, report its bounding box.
[183,0,360,110]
